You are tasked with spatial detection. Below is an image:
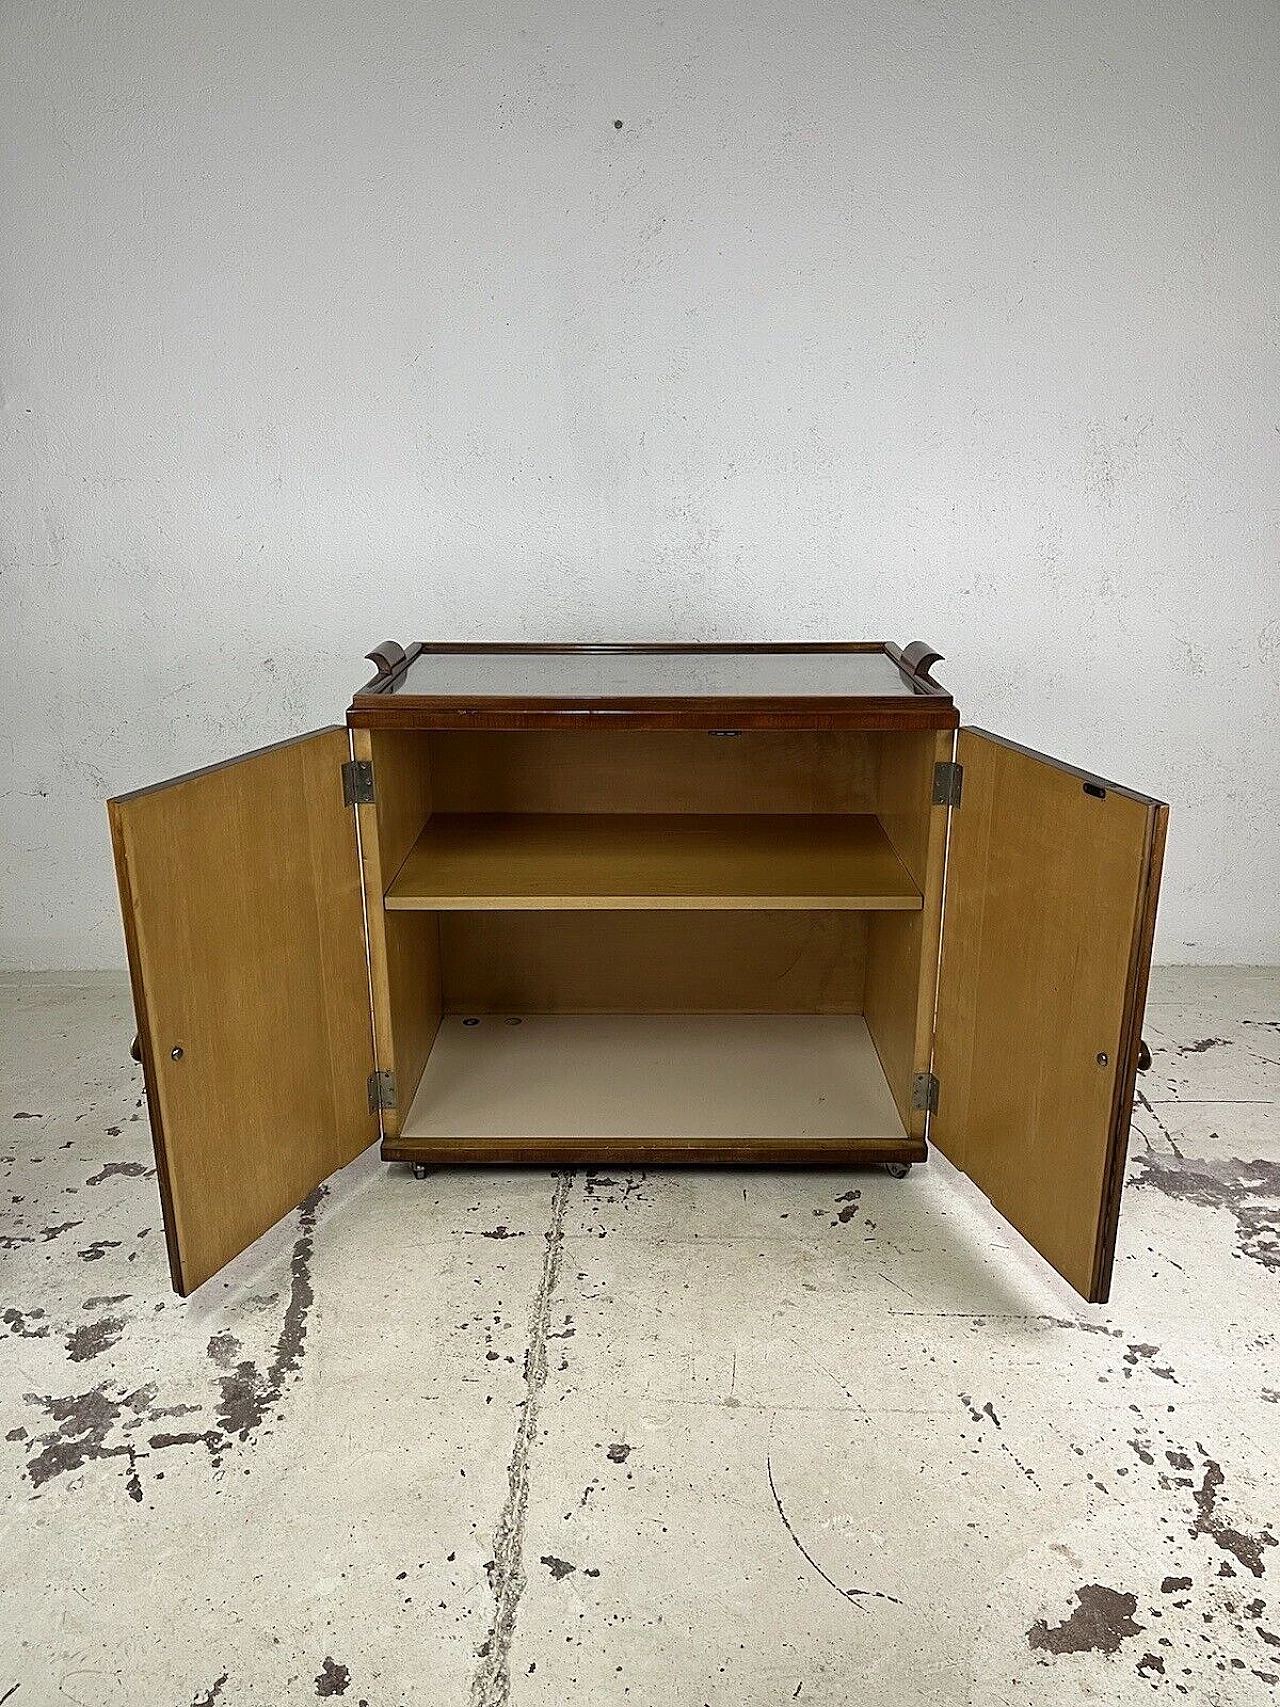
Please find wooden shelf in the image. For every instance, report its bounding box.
[388,1013,916,1164]
[384,813,922,912]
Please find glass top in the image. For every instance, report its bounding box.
[387,647,920,701]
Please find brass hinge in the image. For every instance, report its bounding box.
[912,1071,939,1114]
[342,759,375,806]
[932,760,963,808]
[367,1069,396,1112]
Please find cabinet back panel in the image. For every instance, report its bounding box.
[438,911,867,1014]
[428,731,877,814]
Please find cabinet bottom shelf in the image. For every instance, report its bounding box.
[383,1013,922,1167]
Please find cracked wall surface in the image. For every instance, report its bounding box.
[1,967,1277,1703]
[2,1,1280,968]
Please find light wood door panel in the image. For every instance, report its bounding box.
[931,729,1166,1303]
[109,729,377,1295]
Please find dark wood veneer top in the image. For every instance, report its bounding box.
[348,642,958,730]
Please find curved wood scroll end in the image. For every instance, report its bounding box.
[364,640,408,677]
[898,639,945,681]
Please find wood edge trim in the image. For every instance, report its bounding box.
[347,703,961,731]
[351,728,398,1138]
[381,1138,928,1165]
[908,729,956,1142]
[106,799,189,1297]
[349,693,948,714]
[405,641,892,655]
[1090,800,1169,1303]
[386,896,925,912]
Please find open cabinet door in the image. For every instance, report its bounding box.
[931,730,1167,1303]
[108,730,378,1295]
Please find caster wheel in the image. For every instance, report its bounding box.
[1137,1039,1152,1072]
[884,1162,913,1180]
[412,1163,429,1181]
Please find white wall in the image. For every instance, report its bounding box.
[2,0,1278,968]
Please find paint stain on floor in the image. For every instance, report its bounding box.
[1028,1583,1145,1655]
[1129,1153,1280,1272]
[0,969,1277,1702]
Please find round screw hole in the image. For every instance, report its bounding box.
[462,1017,480,1027]
[171,1046,184,1060]
[504,1016,523,1026]
[1096,1051,1109,1066]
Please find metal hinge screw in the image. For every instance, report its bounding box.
[367,1069,396,1112]
[342,759,375,806]
[912,1071,939,1113]
[932,761,963,808]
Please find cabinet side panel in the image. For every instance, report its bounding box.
[439,912,867,1014]
[863,730,952,1138]
[362,729,436,878]
[356,729,441,1137]
[380,914,442,1136]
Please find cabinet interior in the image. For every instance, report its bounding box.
[359,726,947,1159]
[105,638,1164,1304]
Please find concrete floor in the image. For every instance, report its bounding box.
[1,970,1277,1706]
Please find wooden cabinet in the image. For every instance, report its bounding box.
[108,642,1166,1304]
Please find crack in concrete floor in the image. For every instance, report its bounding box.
[470,1169,574,1707]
